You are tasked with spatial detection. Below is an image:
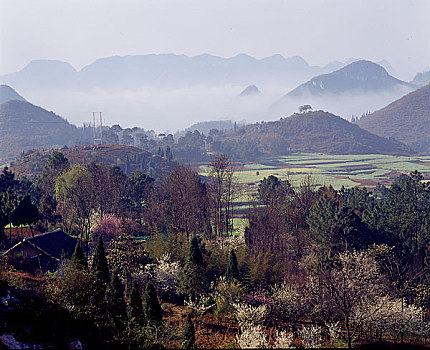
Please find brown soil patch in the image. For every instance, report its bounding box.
[162,303,237,349]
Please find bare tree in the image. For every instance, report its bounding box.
[160,165,210,239]
[208,154,236,236]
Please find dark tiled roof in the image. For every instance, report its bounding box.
[26,228,77,260]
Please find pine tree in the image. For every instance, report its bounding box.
[166,146,173,162]
[127,281,144,325]
[225,248,240,281]
[105,271,127,333]
[187,236,203,265]
[240,251,252,289]
[92,236,110,282]
[125,156,129,174]
[179,237,207,297]
[70,242,88,270]
[142,280,163,326]
[181,313,197,349]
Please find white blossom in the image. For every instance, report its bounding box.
[273,330,295,349]
[233,302,268,328]
[298,325,321,349]
[236,324,268,349]
[145,253,181,297]
[357,296,429,339]
[325,321,341,344]
[184,294,215,316]
[213,225,246,249]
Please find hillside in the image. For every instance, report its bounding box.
[10,144,174,180]
[216,110,414,156]
[0,100,82,164]
[357,84,430,153]
[177,120,237,137]
[0,85,26,104]
[286,60,411,98]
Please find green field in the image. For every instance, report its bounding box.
[199,153,430,214]
[235,153,430,190]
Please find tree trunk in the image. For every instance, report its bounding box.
[345,314,352,349]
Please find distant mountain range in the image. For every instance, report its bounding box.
[357,83,430,153]
[1,54,420,133]
[0,54,403,91]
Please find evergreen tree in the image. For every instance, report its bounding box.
[142,280,163,326]
[125,156,131,175]
[166,146,173,162]
[225,248,240,281]
[187,236,203,265]
[127,281,144,325]
[179,237,207,297]
[70,242,88,270]
[181,313,197,349]
[92,236,110,282]
[11,195,39,238]
[105,271,127,333]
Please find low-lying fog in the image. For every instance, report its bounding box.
[21,84,413,133]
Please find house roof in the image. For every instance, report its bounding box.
[1,228,77,261]
[24,228,77,260]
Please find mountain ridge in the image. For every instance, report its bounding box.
[285,60,412,98]
[1,54,399,91]
[357,83,430,153]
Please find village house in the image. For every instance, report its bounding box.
[1,228,77,273]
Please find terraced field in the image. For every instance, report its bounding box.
[199,153,430,220]
[234,153,430,190]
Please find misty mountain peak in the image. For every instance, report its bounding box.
[232,53,256,61]
[262,54,285,63]
[240,85,261,96]
[22,59,77,74]
[339,60,390,79]
[286,60,409,98]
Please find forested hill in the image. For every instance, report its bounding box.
[10,144,174,180]
[357,84,430,153]
[0,100,81,164]
[213,110,414,157]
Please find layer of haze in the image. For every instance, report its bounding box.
[0,0,429,132]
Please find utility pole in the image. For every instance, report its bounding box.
[92,112,103,145]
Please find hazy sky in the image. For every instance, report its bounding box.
[1,0,429,80]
